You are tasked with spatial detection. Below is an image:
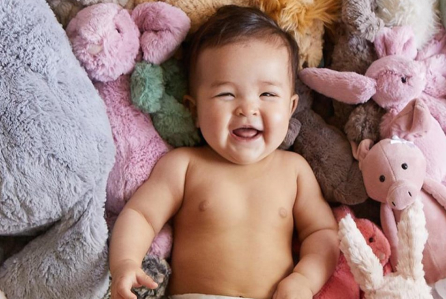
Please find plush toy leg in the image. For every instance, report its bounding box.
[0,197,110,299]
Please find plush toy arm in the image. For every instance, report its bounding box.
[132,2,190,65]
[395,199,428,279]
[416,28,446,61]
[423,177,446,209]
[339,215,383,292]
[380,203,398,269]
[299,68,376,105]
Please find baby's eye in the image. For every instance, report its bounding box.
[216,93,234,98]
[260,92,277,97]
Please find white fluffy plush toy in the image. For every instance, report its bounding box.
[338,199,433,299]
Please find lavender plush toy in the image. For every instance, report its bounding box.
[67,2,189,297]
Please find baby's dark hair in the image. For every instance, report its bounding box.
[184,5,299,91]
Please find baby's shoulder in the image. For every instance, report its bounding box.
[274,150,308,167]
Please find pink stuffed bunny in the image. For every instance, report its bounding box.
[352,126,446,286]
[339,199,433,299]
[66,2,190,259]
[313,205,391,299]
[299,25,446,135]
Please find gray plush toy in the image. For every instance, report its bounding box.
[0,0,115,298]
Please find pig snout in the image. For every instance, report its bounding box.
[386,180,419,210]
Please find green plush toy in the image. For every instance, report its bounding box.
[131,58,201,147]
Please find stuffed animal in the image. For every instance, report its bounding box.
[131,58,202,147]
[66,1,190,227]
[134,0,342,69]
[67,2,189,296]
[291,78,369,205]
[339,198,433,299]
[46,0,133,28]
[0,0,116,298]
[327,0,440,142]
[254,0,342,69]
[300,25,446,140]
[352,130,446,286]
[312,205,391,299]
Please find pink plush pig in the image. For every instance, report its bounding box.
[352,130,446,286]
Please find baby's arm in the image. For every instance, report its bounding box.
[109,148,190,299]
[274,156,339,299]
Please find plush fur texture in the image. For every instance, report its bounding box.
[376,0,440,49]
[292,79,368,205]
[353,128,446,284]
[313,205,391,299]
[339,199,433,299]
[67,2,176,229]
[300,26,446,142]
[131,59,201,147]
[256,0,341,69]
[328,0,440,145]
[46,0,132,28]
[133,0,251,33]
[0,0,116,298]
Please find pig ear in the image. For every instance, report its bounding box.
[389,99,431,141]
[374,26,417,59]
[351,139,374,170]
[299,68,376,105]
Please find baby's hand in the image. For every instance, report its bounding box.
[0,289,7,299]
[110,259,158,299]
[273,272,313,299]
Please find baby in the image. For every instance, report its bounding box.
[109,5,339,299]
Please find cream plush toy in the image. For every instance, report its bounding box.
[339,198,433,299]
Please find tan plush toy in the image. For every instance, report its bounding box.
[254,0,341,68]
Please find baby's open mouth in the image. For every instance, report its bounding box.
[232,127,262,139]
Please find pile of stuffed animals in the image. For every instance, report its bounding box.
[2,0,446,298]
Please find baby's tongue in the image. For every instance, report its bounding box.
[233,128,258,138]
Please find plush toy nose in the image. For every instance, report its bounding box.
[386,180,419,210]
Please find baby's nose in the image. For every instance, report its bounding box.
[235,101,259,116]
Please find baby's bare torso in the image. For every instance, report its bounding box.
[168,148,298,299]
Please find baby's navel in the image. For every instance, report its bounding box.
[279,207,288,218]
[198,200,210,212]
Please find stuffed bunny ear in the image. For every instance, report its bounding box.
[339,214,384,291]
[374,26,417,59]
[395,199,428,280]
[389,99,431,141]
[132,2,190,65]
[351,139,374,170]
[299,68,376,104]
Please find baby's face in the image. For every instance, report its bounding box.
[189,39,298,165]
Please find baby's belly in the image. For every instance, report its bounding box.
[168,227,294,299]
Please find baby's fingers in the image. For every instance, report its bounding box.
[136,270,158,289]
[113,277,137,299]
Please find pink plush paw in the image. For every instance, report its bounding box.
[132,2,190,64]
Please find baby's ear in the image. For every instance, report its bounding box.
[290,94,299,115]
[183,95,198,127]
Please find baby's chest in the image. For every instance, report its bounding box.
[179,175,296,229]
